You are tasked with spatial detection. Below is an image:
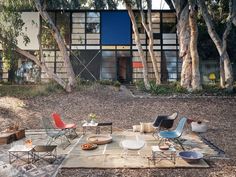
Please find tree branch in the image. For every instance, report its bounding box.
[164,0,175,10]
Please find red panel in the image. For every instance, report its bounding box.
[132,62,143,68]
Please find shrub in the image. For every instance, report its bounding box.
[134,80,146,91]
[98,80,114,85]
[113,81,121,87]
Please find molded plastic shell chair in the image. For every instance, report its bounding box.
[41,117,70,149]
[158,117,187,150]
[51,113,78,138]
[153,112,178,130]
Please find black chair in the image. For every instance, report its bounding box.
[153,112,178,130]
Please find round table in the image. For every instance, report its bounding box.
[121,140,145,150]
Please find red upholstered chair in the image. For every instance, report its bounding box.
[51,113,78,138]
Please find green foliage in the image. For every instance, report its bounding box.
[198,0,236,62]
[75,78,94,90]
[134,80,146,91]
[77,78,93,86]
[98,80,121,88]
[113,81,121,88]
[135,80,236,95]
[0,0,31,71]
[148,81,180,95]
[0,82,64,98]
[98,80,114,85]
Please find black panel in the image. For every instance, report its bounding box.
[153,33,161,39]
[71,50,101,80]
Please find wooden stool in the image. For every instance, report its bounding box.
[96,122,112,134]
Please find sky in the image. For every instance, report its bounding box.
[118,0,170,10]
[152,0,170,9]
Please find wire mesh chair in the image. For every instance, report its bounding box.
[51,113,78,139]
[41,117,71,149]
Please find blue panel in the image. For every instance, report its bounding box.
[101,11,131,45]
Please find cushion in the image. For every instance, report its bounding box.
[132,125,141,132]
[140,122,156,133]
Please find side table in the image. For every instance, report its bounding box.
[8,145,35,164]
[96,122,113,134]
[148,145,176,165]
[33,145,57,163]
[82,122,98,135]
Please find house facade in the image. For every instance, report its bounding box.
[0,10,180,83]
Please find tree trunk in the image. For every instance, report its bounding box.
[125,1,150,90]
[0,32,71,91]
[189,0,202,90]
[15,47,68,89]
[34,0,76,92]
[198,0,234,91]
[140,0,161,85]
[174,0,192,89]
[222,0,234,90]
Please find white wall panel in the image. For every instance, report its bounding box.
[17,12,40,50]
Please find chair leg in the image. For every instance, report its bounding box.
[62,135,71,149]
[175,138,185,150]
[47,137,53,145]
[65,128,78,139]
[158,138,164,146]
[72,128,78,137]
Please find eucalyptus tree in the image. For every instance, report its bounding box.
[0,0,77,92]
[189,0,201,90]
[124,0,164,89]
[124,0,150,89]
[165,0,202,90]
[198,0,235,91]
[166,0,235,91]
[139,0,161,85]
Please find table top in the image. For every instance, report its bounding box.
[33,145,57,152]
[82,122,98,127]
[8,145,35,152]
[121,140,145,150]
[151,145,176,152]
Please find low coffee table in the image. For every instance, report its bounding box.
[8,145,35,164]
[148,145,176,165]
[33,145,57,163]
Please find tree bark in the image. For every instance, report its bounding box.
[198,0,234,91]
[232,0,236,26]
[34,0,76,92]
[140,1,161,85]
[174,0,192,89]
[15,47,68,89]
[164,0,175,10]
[125,0,150,90]
[189,0,202,90]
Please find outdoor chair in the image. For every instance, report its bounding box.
[51,113,78,139]
[153,112,178,130]
[158,117,187,150]
[41,117,71,149]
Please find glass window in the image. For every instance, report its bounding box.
[87,12,100,18]
[86,23,100,33]
[86,12,100,34]
[162,51,180,82]
[162,23,176,33]
[100,51,116,80]
[56,12,70,45]
[41,12,56,49]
